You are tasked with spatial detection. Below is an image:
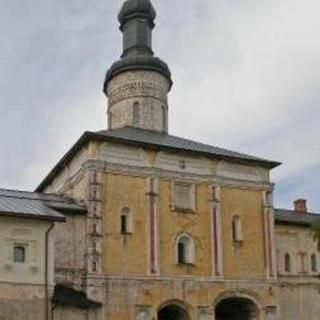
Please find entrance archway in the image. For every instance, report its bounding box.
[215,297,259,320]
[158,303,190,320]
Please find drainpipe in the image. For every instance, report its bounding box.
[45,223,55,320]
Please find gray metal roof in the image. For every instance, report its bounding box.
[0,189,86,221]
[274,208,320,227]
[36,127,280,192]
[94,127,280,167]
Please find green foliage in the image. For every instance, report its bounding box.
[311,220,320,251]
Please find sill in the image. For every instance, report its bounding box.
[30,266,39,273]
[4,264,13,270]
[177,262,195,267]
[121,232,133,236]
[233,240,243,249]
[173,207,196,214]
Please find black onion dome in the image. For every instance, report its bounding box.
[104,0,172,93]
[104,56,172,93]
[118,0,156,26]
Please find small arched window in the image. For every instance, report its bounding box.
[285,253,291,272]
[162,105,167,131]
[132,102,140,126]
[176,234,195,265]
[108,110,113,128]
[14,246,26,263]
[120,207,132,234]
[311,254,317,272]
[232,215,243,242]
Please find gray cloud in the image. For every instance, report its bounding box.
[0,0,319,211]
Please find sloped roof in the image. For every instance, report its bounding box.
[274,208,320,227]
[94,127,280,165]
[36,127,280,191]
[0,189,86,221]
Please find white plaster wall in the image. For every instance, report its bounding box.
[275,224,320,320]
[275,225,320,275]
[0,216,54,286]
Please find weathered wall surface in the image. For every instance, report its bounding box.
[53,215,87,288]
[0,283,46,320]
[278,283,320,320]
[100,278,278,320]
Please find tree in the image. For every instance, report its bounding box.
[311,219,320,251]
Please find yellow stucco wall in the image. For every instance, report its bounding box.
[103,173,148,275]
[102,173,267,280]
[220,187,266,278]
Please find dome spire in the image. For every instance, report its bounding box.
[118,0,156,58]
[104,0,172,133]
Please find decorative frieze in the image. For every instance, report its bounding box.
[155,152,211,175]
[107,71,169,106]
[217,161,265,182]
[100,142,148,167]
[106,70,170,132]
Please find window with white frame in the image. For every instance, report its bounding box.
[173,181,195,211]
[176,234,195,265]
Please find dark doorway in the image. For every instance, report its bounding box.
[158,304,190,320]
[215,297,258,320]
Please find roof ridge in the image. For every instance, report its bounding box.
[93,127,276,163]
[275,208,320,216]
[0,188,74,203]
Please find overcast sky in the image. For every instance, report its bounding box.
[0,0,319,211]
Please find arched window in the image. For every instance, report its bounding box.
[132,102,140,126]
[162,105,167,131]
[108,110,113,128]
[176,234,195,264]
[14,246,26,263]
[120,207,132,234]
[311,254,317,272]
[285,253,291,272]
[232,215,243,242]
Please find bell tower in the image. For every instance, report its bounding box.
[104,0,172,133]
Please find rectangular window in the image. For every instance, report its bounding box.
[173,182,195,212]
[14,245,26,263]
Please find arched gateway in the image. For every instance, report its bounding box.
[215,297,259,320]
[158,303,190,320]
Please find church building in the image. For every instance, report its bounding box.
[0,1,319,320]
